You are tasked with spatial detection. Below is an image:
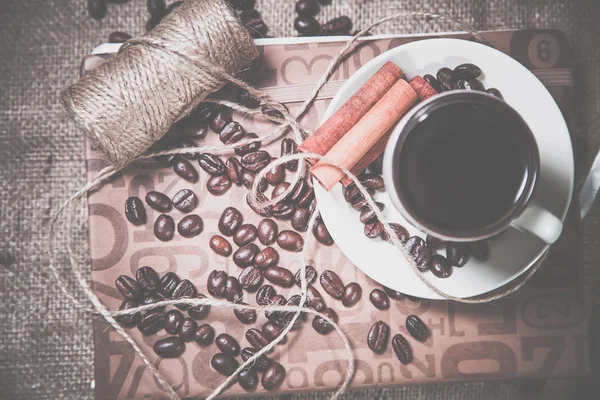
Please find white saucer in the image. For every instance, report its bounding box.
[314,38,573,299]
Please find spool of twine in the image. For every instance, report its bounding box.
[60,0,258,168]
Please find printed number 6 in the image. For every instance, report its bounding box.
[528,33,560,69]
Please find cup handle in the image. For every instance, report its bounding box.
[510,203,563,244]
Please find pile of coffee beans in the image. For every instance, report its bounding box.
[424,63,503,99]
[294,0,353,36]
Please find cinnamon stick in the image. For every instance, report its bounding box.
[299,61,404,159]
[311,79,418,191]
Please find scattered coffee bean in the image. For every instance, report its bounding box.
[313,217,334,246]
[295,0,320,17]
[277,230,304,252]
[138,311,166,336]
[238,368,259,391]
[241,9,269,38]
[220,121,246,144]
[360,202,384,224]
[209,235,232,257]
[154,214,175,241]
[255,246,279,269]
[153,336,185,358]
[364,221,384,239]
[453,63,482,79]
[405,236,433,270]
[211,353,239,376]
[233,243,260,267]
[280,138,298,171]
[312,307,338,334]
[291,207,310,231]
[188,293,210,320]
[172,189,197,213]
[116,299,141,328]
[207,270,228,298]
[294,16,321,36]
[234,303,258,324]
[232,224,257,247]
[198,153,227,176]
[321,16,352,35]
[242,170,268,192]
[382,222,409,243]
[241,347,271,372]
[446,242,470,267]
[226,157,244,186]
[193,324,215,346]
[216,333,240,356]
[171,279,196,310]
[430,254,453,278]
[245,328,270,350]
[246,192,272,217]
[116,275,142,300]
[467,239,490,261]
[256,284,276,305]
[294,265,317,287]
[176,115,207,140]
[176,214,203,238]
[225,277,243,303]
[238,266,263,292]
[271,202,295,220]
[436,67,456,91]
[392,333,413,364]
[382,286,405,300]
[176,136,199,160]
[159,272,180,297]
[145,191,172,213]
[369,289,390,310]
[426,235,445,248]
[262,321,286,343]
[486,88,504,99]
[263,266,294,288]
[265,294,286,323]
[207,174,232,195]
[271,182,290,201]
[406,315,429,341]
[219,207,244,236]
[341,282,362,307]
[360,173,385,190]
[88,0,107,20]
[262,362,286,390]
[257,219,278,245]
[209,107,232,133]
[306,285,326,312]
[367,321,389,353]
[172,156,199,183]
[351,196,370,210]
[297,186,315,208]
[320,270,344,299]
[164,310,184,334]
[423,74,444,93]
[456,79,475,91]
[241,150,271,172]
[265,158,285,185]
[140,292,165,311]
[235,87,260,108]
[178,317,197,342]
[287,180,309,204]
[343,184,362,203]
[235,132,261,156]
[125,197,147,225]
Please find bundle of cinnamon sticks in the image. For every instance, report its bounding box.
[300,62,437,190]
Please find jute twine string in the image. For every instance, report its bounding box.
[49,10,547,400]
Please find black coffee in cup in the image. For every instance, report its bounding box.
[392,93,538,236]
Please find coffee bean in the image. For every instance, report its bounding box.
[453,63,482,79]
[88,0,107,20]
[291,207,310,231]
[209,235,232,257]
[313,217,334,246]
[430,254,453,278]
[172,279,196,310]
[116,299,141,328]
[294,265,317,286]
[188,293,210,320]
[246,193,272,217]
[284,294,307,328]
[244,16,269,38]
[108,31,131,43]
[137,311,166,336]
[176,136,199,160]
[235,132,261,156]
[297,186,315,208]
[265,158,285,185]
[178,317,197,342]
[232,224,257,247]
[198,153,227,176]
[369,289,390,310]
[382,222,409,243]
[220,121,246,144]
[145,16,161,31]
[228,0,256,10]
[209,107,232,133]
[172,189,197,213]
[351,196,370,210]
[405,236,433,270]
[153,336,185,358]
[207,270,228,298]
[382,286,405,300]
[277,230,304,252]
[219,207,243,236]
[164,310,184,334]
[406,315,429,341]
[211,353,239,376]
[234,303,257,324]
[263,266,294,288]
[255,247,279,269]
[125,197,147,225]
[486,88,504,99]
[360,173,385,190]
[446,242,470,267]
[436,67,456,91]
[235,87,260,108]
[423,74,444,93]
[242,170,268,192]
[341,282,362,307]
[256,284,276,306]
[467,239,490,261]
[226,157,244,186]
[172,156,199,183]
[154,214,175,241]
[368,154,384,174]
[287,180,309,204]
[262,362,286,390]
[158,272,180,297]
[312,307,337,334]
[238,266,263,292]
[206,175,231,195]
[294,16,321,36]
[216,333,240,356]
[246,328,270,350]
[176,116,207,140]
[265,294,286,323]
[320,270,344,299]
[241,347,271,372]
[262,321,286,343]
[238,368,258,391]
[140,292,165,311]
[116,275,142,300]
[367,321,389,353]
[295,0,320,16]
[176,214,203,238]
[225,277,243,303]
[343,184,362,203]
[364,221,384,239]
[241,150,271,173]
[306,285,326,312]
[233,243,260,268]
[360,202,384,224]
[272,202,295,220]
[456,79,475,91]
[426,235,445,248]
[194,323,215,346]
[392,333,413,364]
[145,191,172,213]
[257,219,278,245]
[270,183,289,202]
[280,138,298,171]
[321,16,352,35]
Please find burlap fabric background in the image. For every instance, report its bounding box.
[1,0,599,399]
